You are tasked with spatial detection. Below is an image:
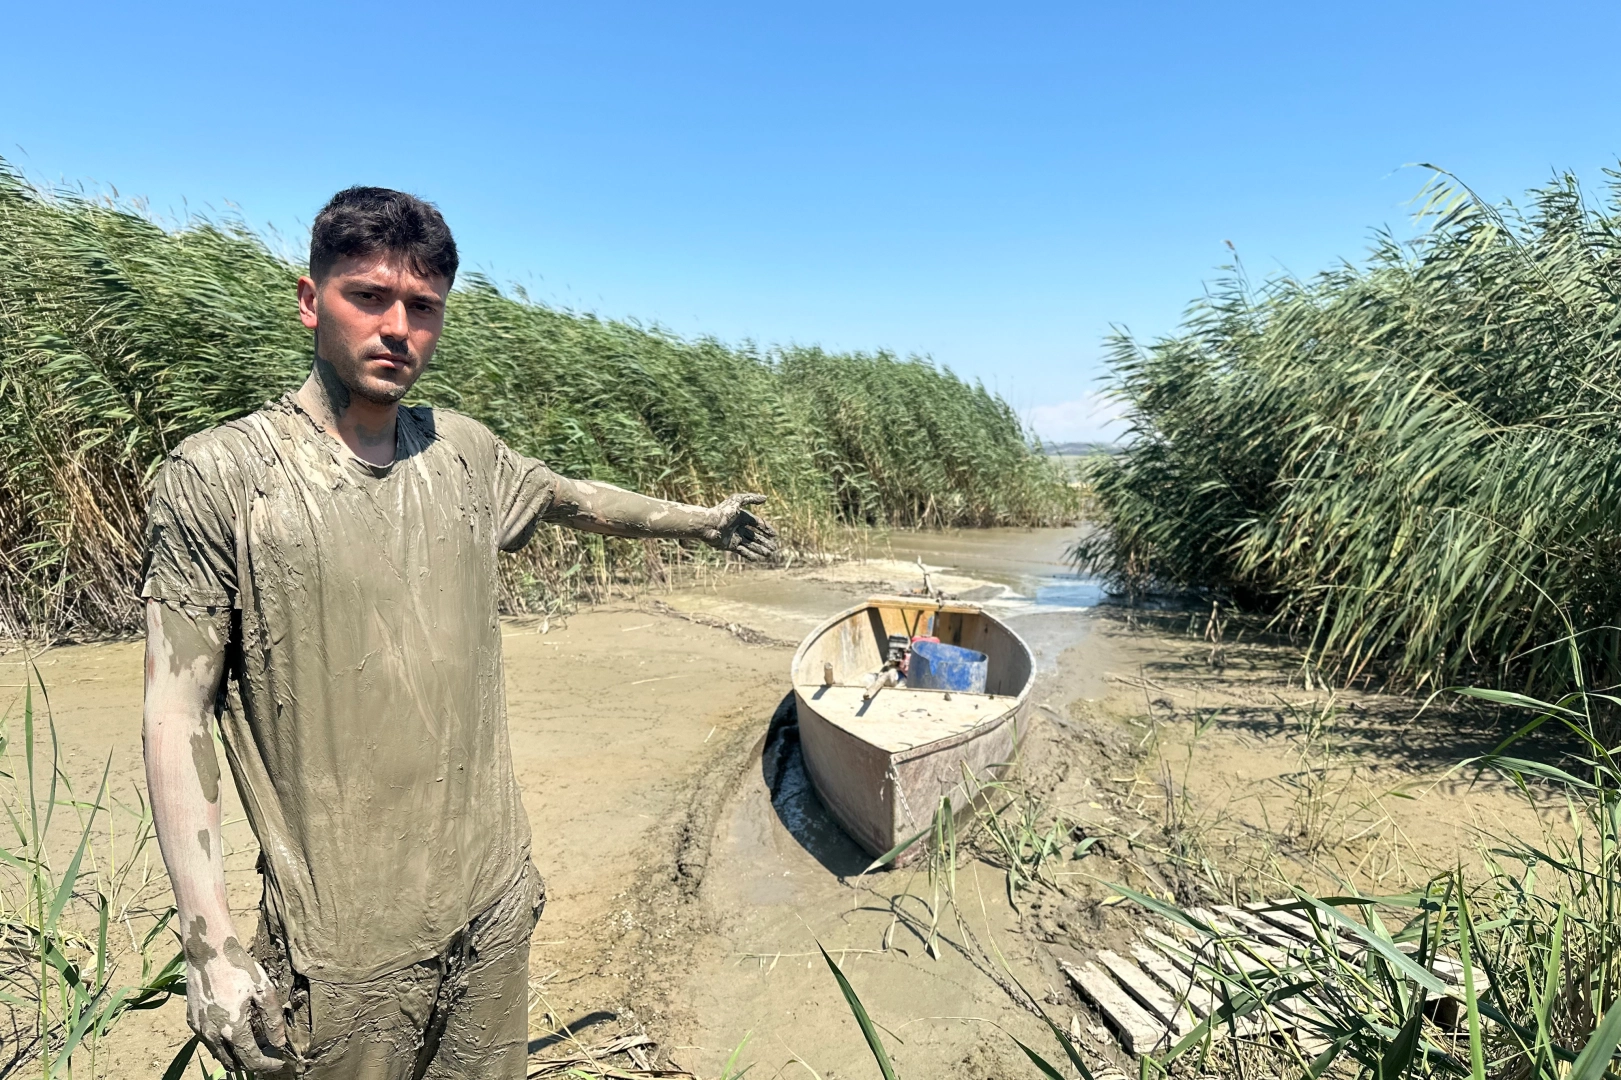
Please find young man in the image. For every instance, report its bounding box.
[141,188,776,1078]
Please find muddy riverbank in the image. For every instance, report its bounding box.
[2,527,1562,1077]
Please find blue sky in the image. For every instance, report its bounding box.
[6,1,1620,442]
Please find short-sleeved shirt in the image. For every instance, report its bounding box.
[141,393,563,983]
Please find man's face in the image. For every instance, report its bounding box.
[297,253,449,405]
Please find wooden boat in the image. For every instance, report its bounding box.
[791,596,1035,863]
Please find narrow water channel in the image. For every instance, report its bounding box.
[664,526,1106,674]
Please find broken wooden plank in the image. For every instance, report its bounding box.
[1139,931,1265,1037]
[1062,959,1172,1055]
[1247,902,1489,995]
[1193,907,1293,968]
[1143,927,1229,977]
[1220,903,1367,1040]
[1217,905,1317,953]
[1245,902,1363,961]
[1097,949,1196,1038]
[1158,917,1322,1038]
[1131,942,1219,1018]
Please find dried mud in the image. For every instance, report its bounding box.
[2,528,1565,1077]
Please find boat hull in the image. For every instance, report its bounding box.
[791,597,1034,864]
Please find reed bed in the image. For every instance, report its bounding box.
[0,161,1075,641]
[1,672,187,1078]
[1076,166,1621,699]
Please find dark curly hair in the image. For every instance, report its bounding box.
[308,187,459,286]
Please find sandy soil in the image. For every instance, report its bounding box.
[0,528,1570,1078]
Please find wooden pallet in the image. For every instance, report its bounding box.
[1063,899,1487,1060]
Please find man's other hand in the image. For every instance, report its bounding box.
[187,946,293,1074]
[701,493,778,561]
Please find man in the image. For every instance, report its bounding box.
[141,187,776,1078]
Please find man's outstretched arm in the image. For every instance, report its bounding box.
[143,600,291,1074]
[546,478,778,561]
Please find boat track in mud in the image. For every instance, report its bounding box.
[587,690,786,1040]
[671,695,797,896]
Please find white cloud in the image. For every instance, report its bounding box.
[1024,392,1126,446]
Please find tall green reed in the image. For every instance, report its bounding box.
[1,668,187,1077]
[1077,164,1621,701]
[0,160,1075,642]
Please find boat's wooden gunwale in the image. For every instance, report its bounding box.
[788,595,1034,750]
[790,595,1036,862]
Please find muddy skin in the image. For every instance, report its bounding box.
[306,351,353,423]
[197,829,210,857]
[702,492,777,560]
[185,916,217,964]
[552,484,778,560]
[190,729,221,804]
[222,936,257,978]
[204,1003,233,1034]
[152,600,223,680]
[308,350,403,442]
[186,916,217,998]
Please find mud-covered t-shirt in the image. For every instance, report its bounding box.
[141,394,564,983]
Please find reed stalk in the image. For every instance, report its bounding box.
[1,667,188,1078]
[1076,165,1621,699]
[0,160,1076,643]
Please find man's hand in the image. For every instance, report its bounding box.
[186,934,293,1074]
[700,493,778,561]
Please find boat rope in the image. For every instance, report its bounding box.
[887,760,918,827]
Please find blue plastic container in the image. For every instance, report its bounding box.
[908,640,988,693]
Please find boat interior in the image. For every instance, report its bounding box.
[792,597,1033,753]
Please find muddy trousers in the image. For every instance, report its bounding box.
[255,862,546,1080]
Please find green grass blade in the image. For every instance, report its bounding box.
[1299,896,1450,996]
[95,892,109,989]
[861,826,930,874]
[1110,883,1217,937]
[1569,992,1621,1080]
[1375,1007,1424,1080]
[1456,892,1484,1080]
[1306,1034,1354,1077]
[1535,905,1568,1070]
[718,1031,753,1079]
[161,1035,200,1080]
[818,943,899,1080]
[1010,1036,1066,1080]
[44,815,92,932]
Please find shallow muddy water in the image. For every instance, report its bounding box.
[671,525,1106,673]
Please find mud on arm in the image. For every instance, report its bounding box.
[546,476,778,560]
[143,600,290,1073]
